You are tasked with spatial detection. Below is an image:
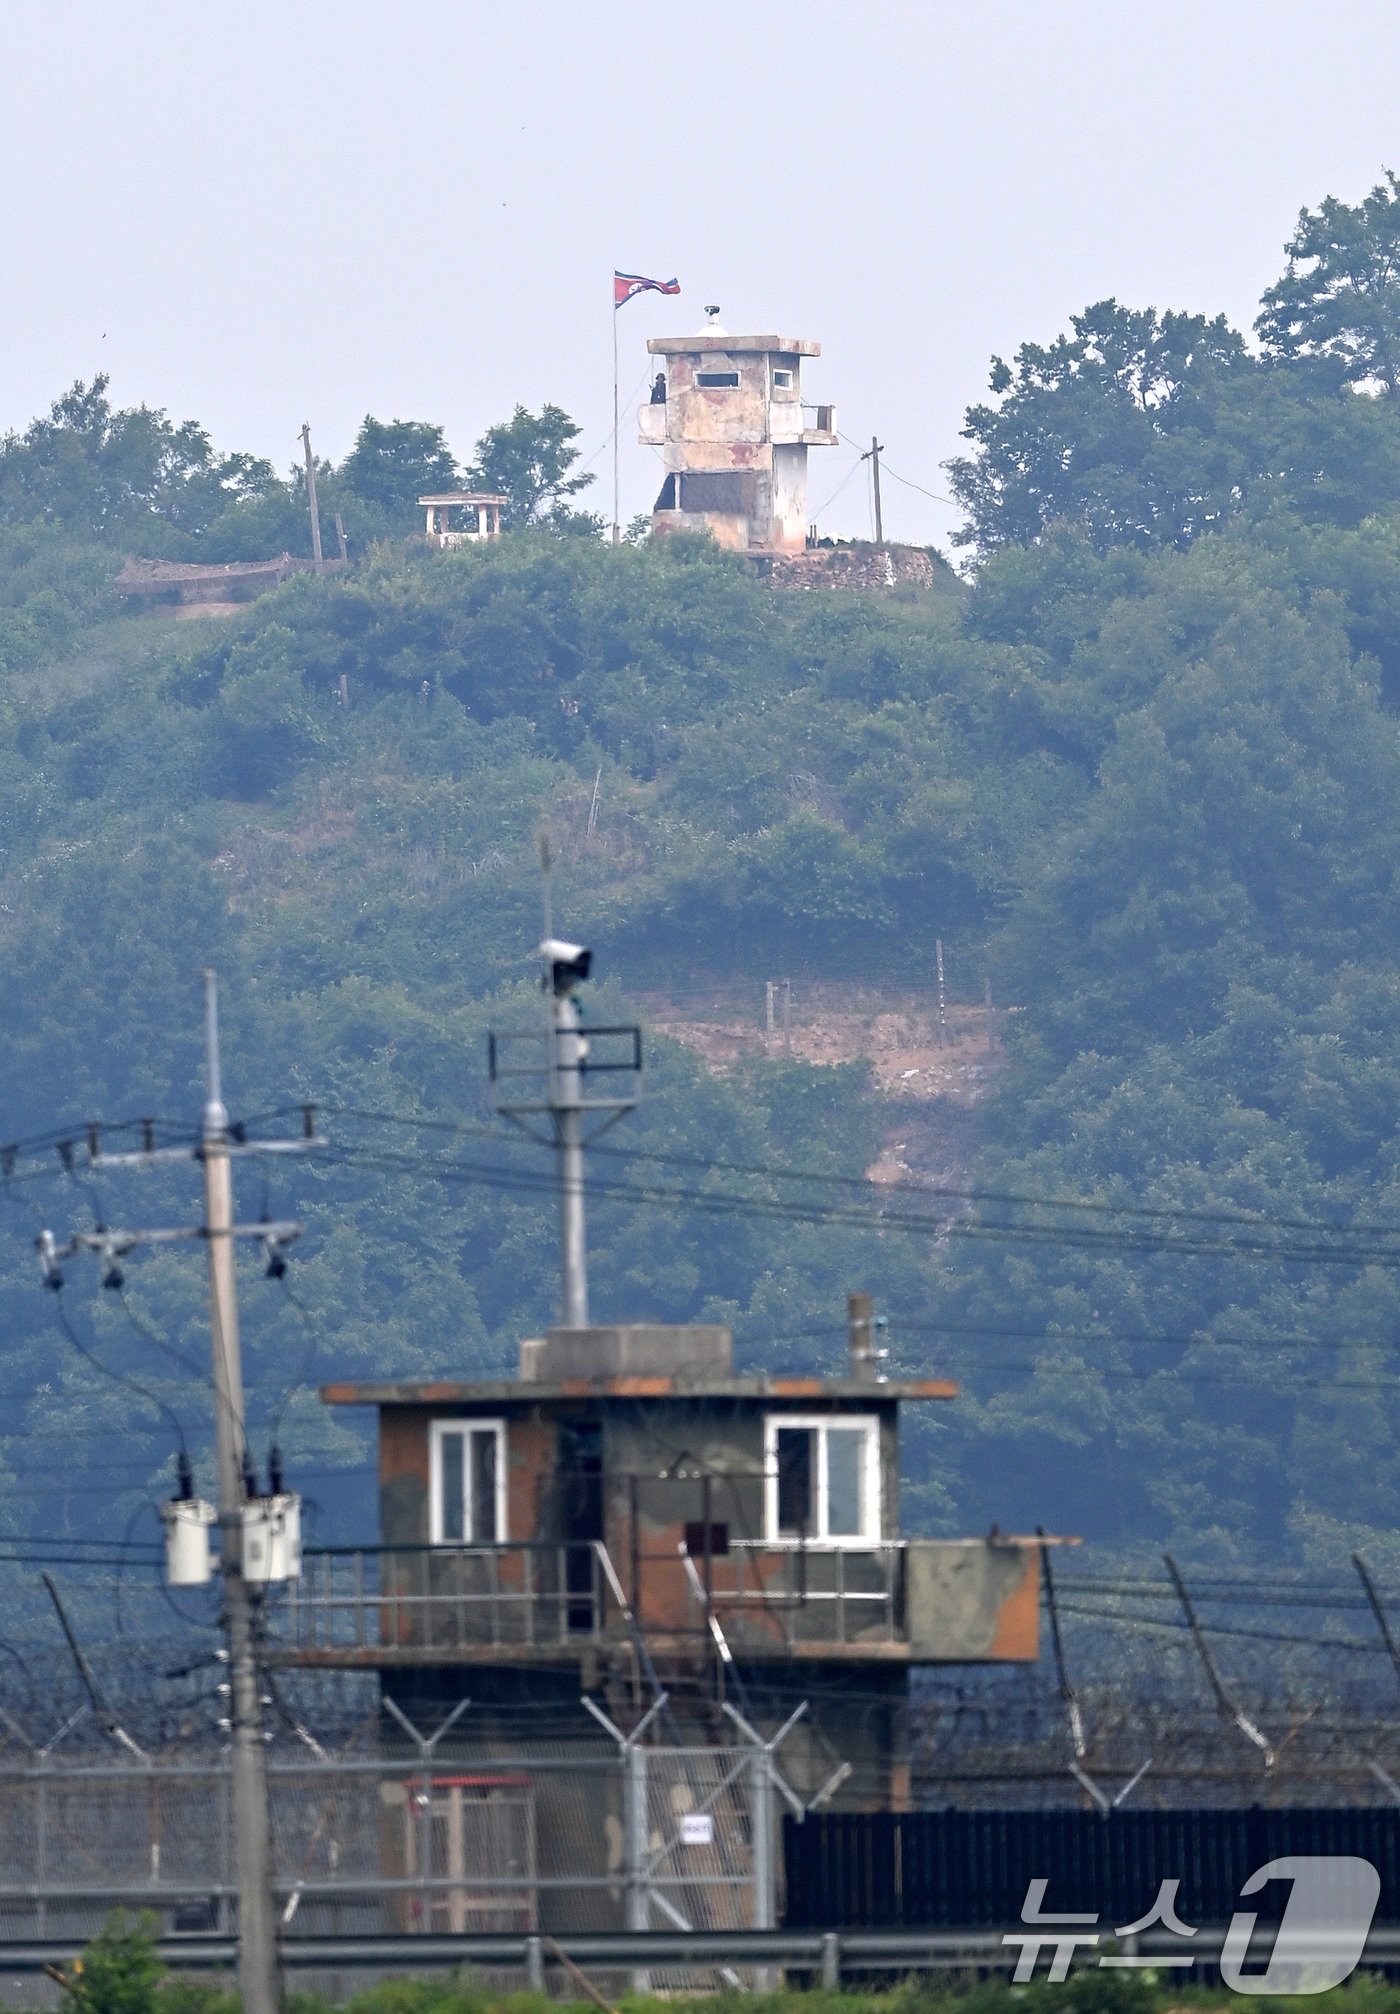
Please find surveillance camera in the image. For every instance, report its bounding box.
[540,939,592,993]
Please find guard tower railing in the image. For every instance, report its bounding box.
[272,1541,907,1661]
[277,1543,616,1657]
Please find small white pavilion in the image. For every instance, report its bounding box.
[419,492,509,548]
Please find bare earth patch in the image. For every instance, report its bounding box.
[636,983,1008,1190]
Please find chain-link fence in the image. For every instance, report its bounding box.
[0,1696,791,2001]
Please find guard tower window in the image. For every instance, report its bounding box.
[695,371,741,388]
[772,369,794,388]
[431,1420,506,1544]
[766,1416,879,1542]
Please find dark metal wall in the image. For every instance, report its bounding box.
[783,1808,1400,1928]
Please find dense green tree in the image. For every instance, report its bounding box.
[949,297,1400,561]
[946,302,1250,555]
[464,403,602,533]
[1258,169,1400,391]
[0,377,283,553]
[337,415,459,526]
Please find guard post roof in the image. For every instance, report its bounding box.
[321,1373,958,1407]
[647,335,821,356]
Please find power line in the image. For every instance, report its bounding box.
[924,1353,1400,1395]
[114,1285,213,1387]
[48,1292,190,1458]
[809,451,866,520]
[0,1468,373,1501]
[317,1140,1400,1274]
[0,1552,177,1570]
[0,1118,195,1167]
[1052,1602,1385,1655]
[0,1536,162,1552]
[771,1312,1400,1361]
[266,1273,323,1440]
[836,431,960,511]
[296,1103,1400,1246]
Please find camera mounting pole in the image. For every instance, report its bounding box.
[488,839,641,1328]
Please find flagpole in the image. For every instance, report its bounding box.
[612,289,621,545]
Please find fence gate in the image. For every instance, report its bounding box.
[635,1744,760,1934]
[401,1774,537,1933]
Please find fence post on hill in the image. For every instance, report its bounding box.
[765,981,776,1056]
[782,978,792,1056]
[984,976,995,1054]
[935,939,947,1044]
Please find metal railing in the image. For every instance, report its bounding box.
[8,1924,1400,1986]
[684,1543,904,1651]
[277,1541,906,1658]
[279,1543,612,1655]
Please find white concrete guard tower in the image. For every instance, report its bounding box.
[639,310,836,553]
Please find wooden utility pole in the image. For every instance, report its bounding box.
[765,981,776,1057]
[32,984,323,2014]
[782,977,792,1056]
[867,437,885,545]
[935,938,947,1045]
[202,971,283,2014]
[300,424,324,574]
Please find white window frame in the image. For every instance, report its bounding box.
[763,1414,881,1545]
[429,1418,507,1545]
[695,369,741,389]
[771,367,794,390]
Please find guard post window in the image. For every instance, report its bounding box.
[430,1420,506,1544]
[766,1416,879,1542]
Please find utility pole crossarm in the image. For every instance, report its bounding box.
[45,1220,304,1257]
[91,1136,325,1168]
[37,1219,308,1290]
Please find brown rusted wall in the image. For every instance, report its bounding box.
[987,1546,1041,1659]
[378,1404,558,1548]
[903,1540,1042,1662]
[597,1398,900,1635]
[380,1407,430,1548]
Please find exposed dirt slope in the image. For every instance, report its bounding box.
[636,982,1007,1190]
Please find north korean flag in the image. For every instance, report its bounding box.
[615,271,681,308]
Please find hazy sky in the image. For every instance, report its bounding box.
[4,1,1400,551]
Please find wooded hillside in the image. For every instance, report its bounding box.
[6,173,1400,1626]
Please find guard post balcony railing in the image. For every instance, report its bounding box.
[278,1543,615,1657]
[681,1542,904,1652]
[275,1540,908,1662]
